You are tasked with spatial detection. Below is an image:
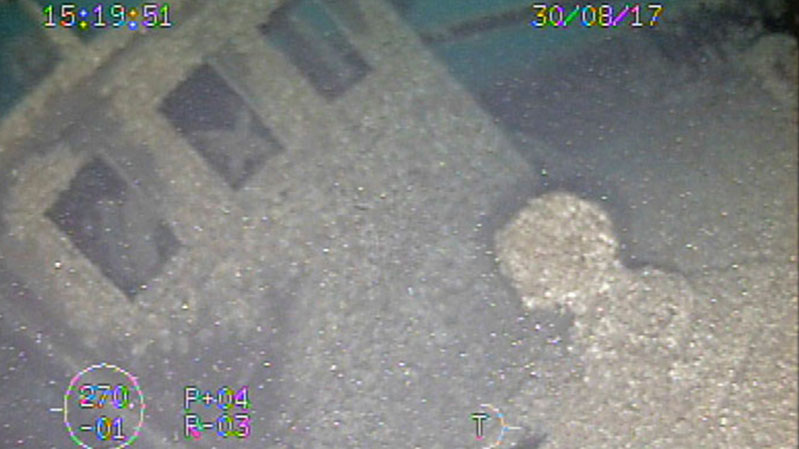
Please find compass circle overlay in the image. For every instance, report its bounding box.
[63,363,146,449]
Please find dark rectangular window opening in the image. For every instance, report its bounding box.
[259,0,371,100]
[159,63,284,190]
[46,158,181,299]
